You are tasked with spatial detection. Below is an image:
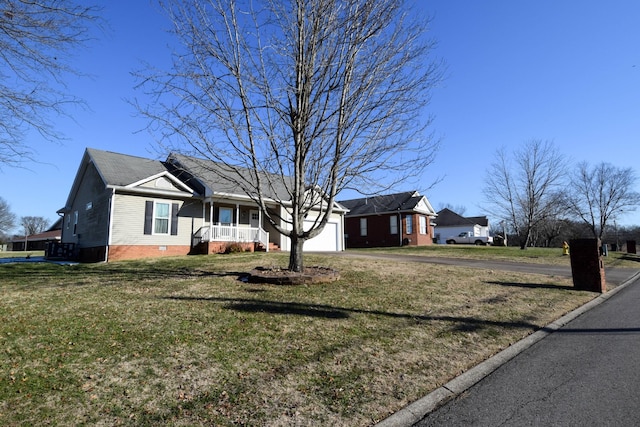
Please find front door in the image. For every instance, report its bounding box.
[250,210,260,228]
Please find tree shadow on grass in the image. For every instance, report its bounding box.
[486,280,573,291]
[0,263,247,290]
[162,295,540,330]
[620,254,640,263]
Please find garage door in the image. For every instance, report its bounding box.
[303,221,339,251]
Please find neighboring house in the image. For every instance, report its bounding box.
[10,219,62,251]
[57,148,347,262]
[339,191,437,248]
[434,208,491,243]
[10,229,62,251]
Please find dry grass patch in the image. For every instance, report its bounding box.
[0,253,596,426]
[359,244,640,268]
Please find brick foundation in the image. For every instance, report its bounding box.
[204,241,256,254]
[108,245,193,261]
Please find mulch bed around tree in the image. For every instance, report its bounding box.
[248,266,340,285]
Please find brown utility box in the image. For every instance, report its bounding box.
[627,240,637,254]
[569,239,606,293]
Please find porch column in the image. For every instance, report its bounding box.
[209,199,214,242]
[236,203,240,227]
[201,200,206,226]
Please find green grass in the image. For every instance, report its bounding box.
[0,251,630,426]
[0,250,44,259]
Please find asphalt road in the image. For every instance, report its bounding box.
[413,272,640,426]
[334,251,640,426]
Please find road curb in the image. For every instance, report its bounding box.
[375,270,640,427]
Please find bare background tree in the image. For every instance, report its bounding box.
[137,0,441,271]
[566,161,640,241]
[483,139,566,249]
[21,215,50,236]
[0,0,99,168]
[0,196,15,235]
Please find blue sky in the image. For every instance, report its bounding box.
[2,0,640,233]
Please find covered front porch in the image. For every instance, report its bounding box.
[192,199,279,253]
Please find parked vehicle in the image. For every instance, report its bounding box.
[445,231,493,246]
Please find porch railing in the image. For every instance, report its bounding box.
[194,225,269,251]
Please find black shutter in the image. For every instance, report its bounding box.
[171,203,179,235]
[144,201,153,235]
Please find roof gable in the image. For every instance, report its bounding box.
[127,172,195,194]
[61,148,197,212]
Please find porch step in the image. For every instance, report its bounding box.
[269,243,281,252]
[255,242,280,252]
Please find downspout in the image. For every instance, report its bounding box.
[106,188,115,262]
[341,211,346,251]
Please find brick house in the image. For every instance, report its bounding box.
[339,191,437,248]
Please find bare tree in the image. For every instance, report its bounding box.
[483,140,566,249]
[21,216,50,235]
[0,1,99,167]
[137,0,441,271]
[0,196,15,235]
[566,162,640,241]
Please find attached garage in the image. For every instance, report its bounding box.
[303,220,340,252]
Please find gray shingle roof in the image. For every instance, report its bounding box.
[167,153,293,201]
[339,191,426,216]
[435,208,488,227]
[87,148,168,187]
[81,149,345,210]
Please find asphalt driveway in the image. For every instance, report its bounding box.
[332,251,636,288]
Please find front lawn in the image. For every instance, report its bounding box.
[0,251,44,259]
[356,244,640,268]
[0,252,599,425]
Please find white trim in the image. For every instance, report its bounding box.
[406,215,413,234]
[219,206,233,226]
[153,201,171,235]
[126,171,195,193]
[107,185,194,198]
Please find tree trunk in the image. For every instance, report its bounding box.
[519,231,530,250]
[288,235,305,272]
